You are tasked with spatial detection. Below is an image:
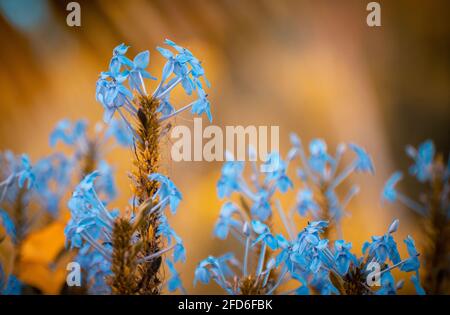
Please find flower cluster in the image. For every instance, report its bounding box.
[65,171,186,293]
[50,118,133,193]
[0,117,131,294]
[196,141,423,295]
[0,152,71,236]
[382,140,449,294]
[96,39,211,128]
[313,219,424,295]
[289,134,374,238]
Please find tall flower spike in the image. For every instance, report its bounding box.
[93,40,211,294]
[382,139,449,294]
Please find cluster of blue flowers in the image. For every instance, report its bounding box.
[0,118,132,294]
[382,140,449,217]
[64,171,186,293]
[382,140,449,293]
[289,134,374,237]
[0,38,434,296]
[195,139,424,295]
[96,39,211,129]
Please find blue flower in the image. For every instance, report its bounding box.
[0,274,21,295]
[308,139,331,174]
[156,97,175,116]
[128,50,156,94]
[105,118,133,147]
[376,271,397,295]
[65,171,114,251]
[217,157,244,198]
[158,216,186,263]
[411,274,426,295]
[162,39,210,91]
[333,240,356,275]
[296,188,320,217]
[406,140,435,182]
[50,119,87,147]
[166,39,210,85]
[32,153,72,217]
[96,78,133,123]
[174,242,186,263]
[18,154,34,189]
[348,144,374,174]
[75,244,112,294]
[263,153,293,193]
[96,41,212,129]
[251,220,277,250]
[166,259,185,293]
[95,160,117,202]
[191,84,212,122]
[148,173,182,213]
[111,43,133,68]
[194,263,211,285]
[213,202,241,240]
[363,220,401,265]
[0,208,15,242]
[193,254,235,293]
[382,172,403,202]
[400,236,420,273]
[194,256,222,285]
[157,42,195,96]
[250,190,272,222]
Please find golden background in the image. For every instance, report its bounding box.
[0,0,449,294]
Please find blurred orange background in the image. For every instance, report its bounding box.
[0,0,449,294]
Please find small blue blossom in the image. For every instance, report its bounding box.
[250,190,272,221]
[296,188,320,217]
[376,271,398,295]
[348,144,374,174]
[17,154,34,189]
[50,119,87,147]
[406,140,435,182]
[411,274,426,295]
[158,216,186,263]
[251,220,277,250]
[191,85,212,122]
[148,173,182,214]
[75,244,112,294]
[308,139,331,174]
[166,259,186,293]
[65,171,114,252]
[382,171,403,202]
[263,153,293,193]
[156,97,175,116]
[105,118,133,147]
[96,78,133,123]
[213,202,241,240]
[0,208,15,242]
[400,236,420,273]
[333,240,357,275]
[217,156,244,199]
[0,274,21,295]
[95,160,117,202]
[128,50,156,94]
